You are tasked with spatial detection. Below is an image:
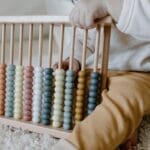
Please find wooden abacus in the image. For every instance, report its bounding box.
[0,16,112,138]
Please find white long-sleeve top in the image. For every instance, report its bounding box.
[61,0,150,72]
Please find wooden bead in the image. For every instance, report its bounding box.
[75,114,82,120]
[76,89,84,96]
[77,83,85,90]
[78,71,86,77]
[78,77,85,83]
[76,95,84,102]
[76,102,84,108]
[75,108,83,114]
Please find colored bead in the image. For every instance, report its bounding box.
[23,66,34,121]
[66,70,74,76]
[52,69,65,128]
[78,71,86,77]
[5,65,15,117]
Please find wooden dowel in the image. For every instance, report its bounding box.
[10,24,15,65]
[58,24,65,69]
[48,24,54,68]
[28,24,33,66]
[81,29,88,71]
[18,24,24,65]
[38,24,43,67]
[93,25,100,72]
[1,24,6,64]
[101,26,111,91]
[69,27,76,70]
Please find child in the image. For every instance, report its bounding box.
[52,0,150,149]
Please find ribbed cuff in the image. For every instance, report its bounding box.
[51,139,77,150]
[117,0,135,32]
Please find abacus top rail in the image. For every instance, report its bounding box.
[0,15,112,25]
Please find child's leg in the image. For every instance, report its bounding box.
[65,72,150,150]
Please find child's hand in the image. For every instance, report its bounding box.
[70,0,108,28]
[53,58,81,73]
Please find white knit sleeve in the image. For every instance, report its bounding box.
[117,0,150,41]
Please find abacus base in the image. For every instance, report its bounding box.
[0,116,71,139]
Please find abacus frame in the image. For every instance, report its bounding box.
[0,15,112,139]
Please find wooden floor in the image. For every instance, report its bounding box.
[0,117,71,139]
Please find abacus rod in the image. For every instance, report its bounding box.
[9,24,15,65]
[38,24,43,67]
[101,26,111,91]
[58,24,65,69]
[69,26,76,70]
[1,24,6,64]
[48,24,54,68]
[93,25,100,72]
[81,29,88,71]
[28,24,33,66]
[18,24,24,65]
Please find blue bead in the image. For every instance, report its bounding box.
[88,103,96,110]
[64,106,72,112]
[44,91,52,97]
[65,82,74,88]
[65,88,73,95]
[66,70,74,76]
[63,117,71,124]
[43,103,51,109]
[91,72,100,79]
[65,94,73,100]
[63,124,71,130]
[41,119,50,125]
[88,97,97,104]
[90,78,99,85]
[87,110,93,115]
[63,112,72,118]
[45,74,53,80]
[64,100,72,106]
[89,84,98,91]
[89,91,97,98]
[66,76,74,82]
[7,65,15,70]
[44,68,53,74]
[42,114,50,119]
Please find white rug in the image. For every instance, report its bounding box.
[0,116,149,150]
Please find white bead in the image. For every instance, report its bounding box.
[54,92,64,99]
[55,69,65,75]
[52,121,62,128]
[53,104,63,110]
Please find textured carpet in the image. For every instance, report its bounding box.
[0,116,149,150]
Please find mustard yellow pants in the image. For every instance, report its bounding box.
[52,72,150,150]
